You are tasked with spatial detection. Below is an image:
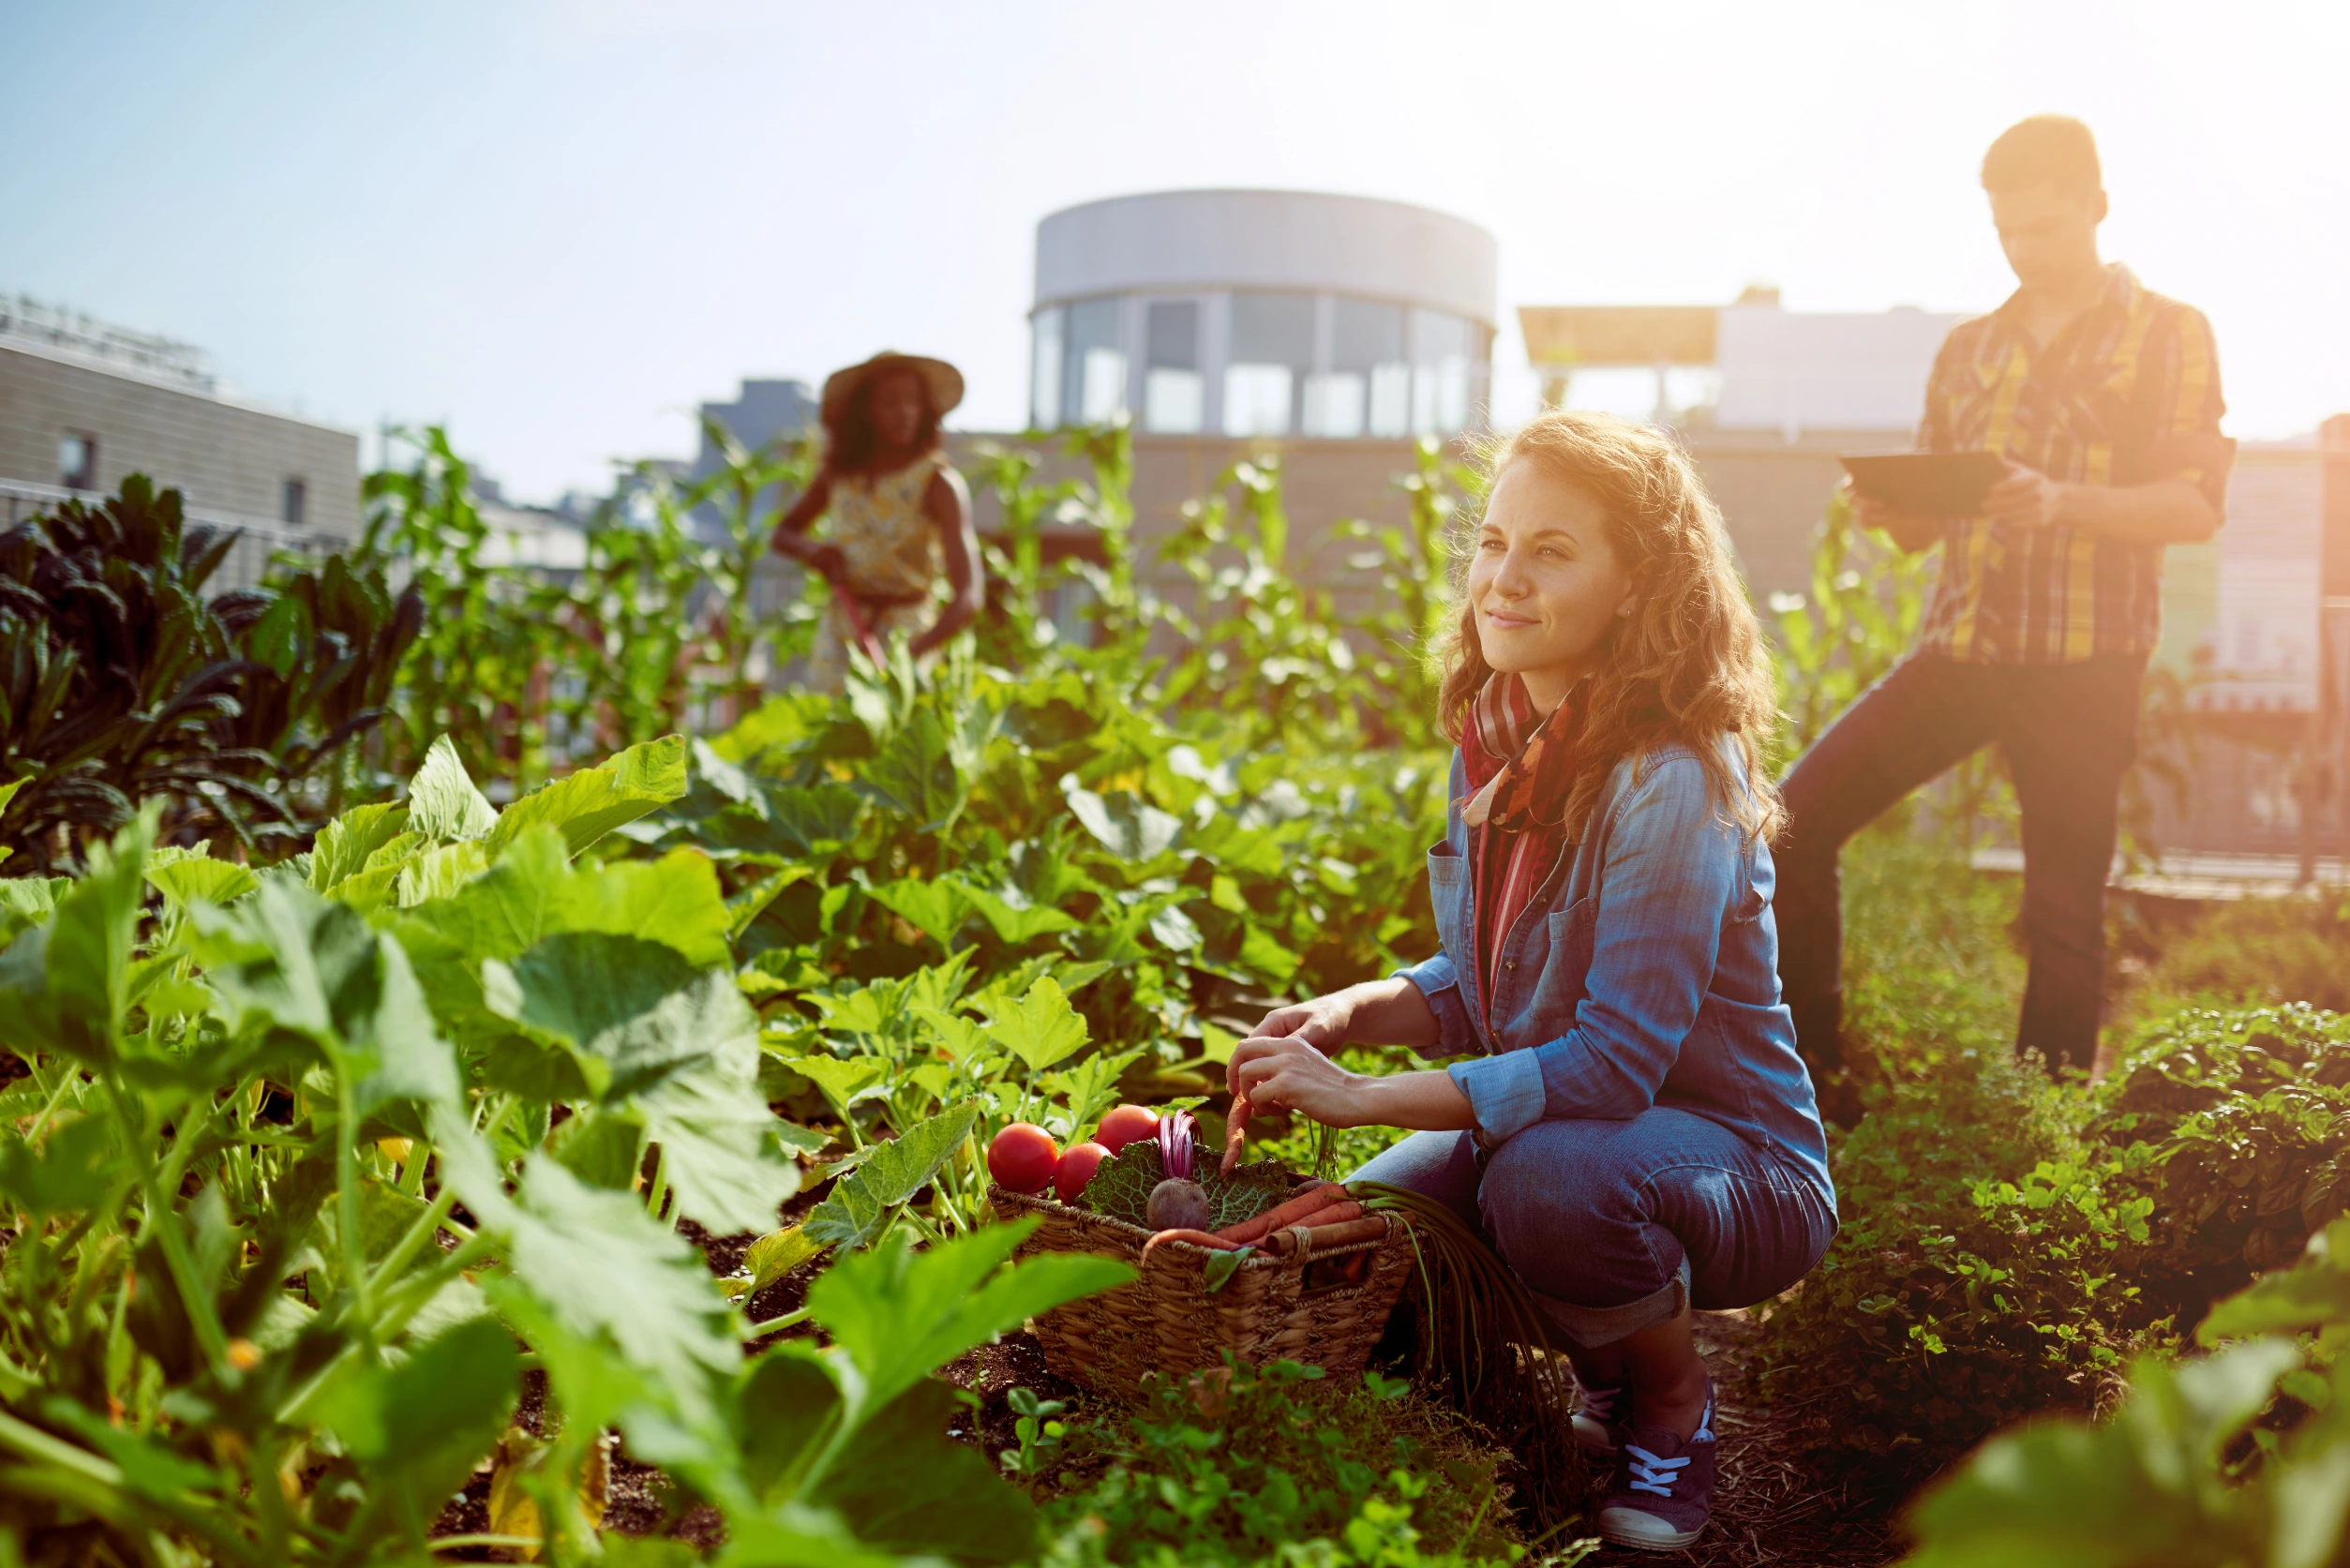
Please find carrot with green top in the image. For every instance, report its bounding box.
[1139,1229,1239,1261]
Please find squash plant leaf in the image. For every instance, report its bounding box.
[441,828,733,971]
[745,1225,826,1293]
[806,1219,1131,1419]
[802,1101,980,1251]
[309,802,412,893]
[983,977,1089,1076]
[437,1122,739,1459]
[487,734,689,858]
[407,735,500,843]
[868,877,965,948]
[0,811,153,1064]
[498,933,739,1101]
[861,710,964,831]
[1063,785,1181,862]
[1040,1048,1146,1138]
[144,850,259,911]
[313,1317,519,1524]
[638,1062,802,1234]
[787,1054,892,1119]
[2199,1216,2350,1344]
[960,882,1078,945]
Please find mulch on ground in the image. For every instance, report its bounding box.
[1579,1309,1899,1568]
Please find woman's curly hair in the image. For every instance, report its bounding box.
[1437,410,1784,844]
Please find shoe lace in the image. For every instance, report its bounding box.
[1624,1443,1691,1499]
[1576,1381,1622,1423]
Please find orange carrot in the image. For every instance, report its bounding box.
[1268,1214,1388,1255]
[1262,1203,1369,1254]
[1139,1228,1239,1262]
[1210,1181,1350,1246]
[1221,1095,1251,1177]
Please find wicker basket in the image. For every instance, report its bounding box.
[989,1179,1418,1396]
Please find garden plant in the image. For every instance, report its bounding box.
[0,425,2343,1566]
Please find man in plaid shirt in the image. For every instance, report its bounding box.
[1776,115,2232,1097]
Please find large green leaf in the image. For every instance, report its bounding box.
[487,735,689,857]
[314,1316,519,1524]
[436,1119,739,1461]
[407,735,500,842]
[496,933,726,1098]
[0,813,153,1063]
[0,875,69,946]
[763,783,867,859]
[861,710,964,830]
[811,1379,1038,1562]
[802,1102,980,1250]
[2199,1216,2350,1344]
[493,932,793,1231]
[1903,1340,2299,1568]
[959,883,1077,945]
[867,878,965,948]
[144,849,259,910]
[982,976,1088,1076]
[191,879,459,1114]
[1064,785,1180,861]
[638,1051,803,1235]
[309,801,413,892]
[437,828,733,970]
[806,1219,1130,1417]
[0,1115,118,1218]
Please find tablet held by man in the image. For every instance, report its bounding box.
[1776,115,2234,1103]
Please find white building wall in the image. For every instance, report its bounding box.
[1713,303,1965,438]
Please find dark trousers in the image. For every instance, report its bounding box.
[1774,651,2146,1077]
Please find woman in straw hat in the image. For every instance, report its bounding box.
[771,351,981,691]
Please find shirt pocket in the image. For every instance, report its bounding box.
[1527,894,1599,1024]
[1427,844,1468,970]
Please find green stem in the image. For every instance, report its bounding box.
[22,1065,78,1141]
[101,1079,231,1370]
[744,1304,813,1338]
[334,1066,373,1354]
[646,1142,671,1223]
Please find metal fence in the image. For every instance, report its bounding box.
[0,478,351,593]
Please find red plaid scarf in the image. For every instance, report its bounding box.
[1460,674,1588,1028]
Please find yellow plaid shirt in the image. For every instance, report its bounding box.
[1916,264,2231,664]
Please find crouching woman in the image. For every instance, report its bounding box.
[1229,411,1835,1554]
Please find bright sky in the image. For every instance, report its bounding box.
[7,0,2346,500]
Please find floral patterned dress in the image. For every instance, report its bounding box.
[805,451,969,692]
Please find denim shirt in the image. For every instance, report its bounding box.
[1396,739,1835,1209]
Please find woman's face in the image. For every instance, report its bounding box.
[868,369,930,450]
[1468,459,1638,708]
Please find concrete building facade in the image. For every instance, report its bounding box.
[0,296,360,588]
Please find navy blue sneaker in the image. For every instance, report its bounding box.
[1570,1372,1628,1456]
[1596,1384,1716,1552]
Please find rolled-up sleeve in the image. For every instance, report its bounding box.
[1394,949,1476,1060]
[1454,757,1741,1141]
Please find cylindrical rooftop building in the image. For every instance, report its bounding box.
[1030,189,1497,441]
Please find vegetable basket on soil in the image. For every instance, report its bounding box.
[985,1111,1417,1396]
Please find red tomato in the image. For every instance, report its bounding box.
[988,1123,1059,1193]
[1054,1142,1111,1202]
[1094,1104,1160,1156]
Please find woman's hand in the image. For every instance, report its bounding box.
[1243,993,1357,1060]
[1230,1033,1374,1128]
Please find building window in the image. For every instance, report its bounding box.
[1142,300,1204,434]
[1412,309,1475,437]
[1063,297,1126,426]
[1307,297,1409,439]
[282,478,307,527]
[59,433,97,491]
[1029,306,1064,430]
[1223,291,1314,438]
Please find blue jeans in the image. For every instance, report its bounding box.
[1353,1109,1836,1347]
[1775,651,2146,1076]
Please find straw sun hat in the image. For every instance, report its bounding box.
[819,351,965,430]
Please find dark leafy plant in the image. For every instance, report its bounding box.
[0,475,421,872]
